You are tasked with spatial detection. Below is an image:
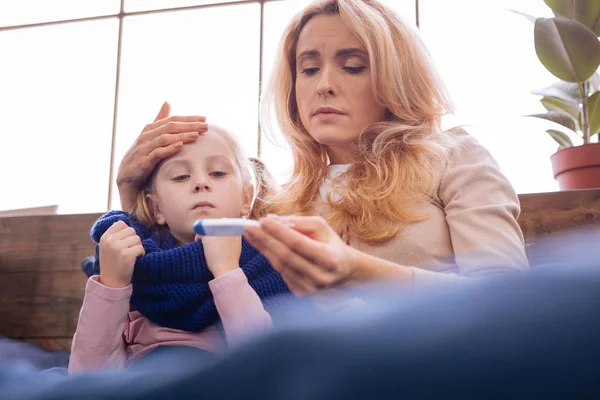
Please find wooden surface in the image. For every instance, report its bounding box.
[1,272,88,338]
[519,189,600,238]
[0,190,599,351]
[0,205,58,217]
[0,213,101,274]
[518,189,600,265]
[0,213,101,349]
[22,338,73,352]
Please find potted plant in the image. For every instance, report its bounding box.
[515,0,600,190]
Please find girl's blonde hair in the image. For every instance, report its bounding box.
[260,0,454,243]
[130,126,276,228]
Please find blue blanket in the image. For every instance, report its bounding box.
[0,258,599,399]
[0,338,68,372]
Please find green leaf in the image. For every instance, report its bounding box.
[546,129,575,147]
[509,9,538,24]
[528,111,578,131]
[532,80,582,104]
[541,96,581,123]
[589,72,600,92]
[589,91,600,136]
[544,0,600,36]
[535,17,600,83]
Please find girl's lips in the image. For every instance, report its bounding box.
[192,202,215,210]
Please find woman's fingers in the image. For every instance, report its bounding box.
[245,225,332,289]
[133,130,200,174]
[267,215,330,241]
[258,218,335,270]
[279,268,316,296]
[143,116,208,134]
[154,101,171,122]
[139,141,185,173]
[244,227,314,295]
[245,225,311,276]
[147,130,201,150]
[143,121,208,141]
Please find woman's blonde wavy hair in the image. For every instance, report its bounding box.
[131,126,276,232]
[260,0,455,244]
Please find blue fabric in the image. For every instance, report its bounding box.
[90,211,291,332]
[0,259,599,399]
[0,338,69,372]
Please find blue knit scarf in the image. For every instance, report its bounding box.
[90,211,291,332]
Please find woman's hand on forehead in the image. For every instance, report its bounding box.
[116,101,209,210]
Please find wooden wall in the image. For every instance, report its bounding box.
[0,190,599,351]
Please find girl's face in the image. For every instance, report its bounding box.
[294,14,387,164]
[147,129,253,244]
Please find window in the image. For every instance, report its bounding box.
[0,19,118,213]
[125,0,246,13]
[1,0,564,214]
[0,0,119,28]
[111,3,260,210]
[419,0,559,193]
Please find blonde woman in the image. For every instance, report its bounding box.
[116,0,529,296]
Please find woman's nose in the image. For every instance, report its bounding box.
[316,66,335,96]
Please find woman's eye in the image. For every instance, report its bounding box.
[301,67,319,76]
[343,66,367,74]
[173,175,190,182]
[210,171,227,178]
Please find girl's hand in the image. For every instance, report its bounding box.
[116,101,208,211]
[195,234,242,278]
[99,221,145,288]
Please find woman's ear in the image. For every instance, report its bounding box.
[146,193,166,225]
[241,184,255,217]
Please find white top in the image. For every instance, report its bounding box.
[319,164,351,201]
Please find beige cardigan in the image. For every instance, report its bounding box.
[313,128,529,288]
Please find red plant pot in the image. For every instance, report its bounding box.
[551,143,600,190]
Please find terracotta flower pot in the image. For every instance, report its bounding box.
[550,143,600,190]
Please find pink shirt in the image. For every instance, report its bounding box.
[68,269,272,374]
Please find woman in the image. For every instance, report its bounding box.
[116,0,528,296]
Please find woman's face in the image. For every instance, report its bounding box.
[294,14,387,164]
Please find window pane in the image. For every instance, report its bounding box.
[125,0,246,13]
[380,0,416,28]
[0,0,120,28]
[260,0,416,184]
[260,0,311,185]
[112,4,260,210]
[0,20,118,213]
[419,0,559,194]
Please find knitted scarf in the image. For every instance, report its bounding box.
[90,211,291,332]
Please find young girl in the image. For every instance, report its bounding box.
[68,125,290,374]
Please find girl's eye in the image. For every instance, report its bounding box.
[173,175,190,182]
[343,66,367,74]
[301,67,319,76]
[210,171,227,178]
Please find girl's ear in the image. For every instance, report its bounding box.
[146,193,166,225]
[241,184,255,217]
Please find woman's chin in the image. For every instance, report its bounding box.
[309,128,359,147]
